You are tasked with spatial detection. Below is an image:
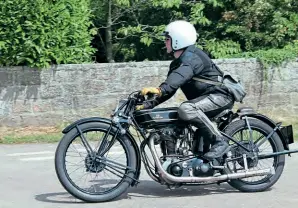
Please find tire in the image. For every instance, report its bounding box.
[55,122,137,202]
[224,118,285,192]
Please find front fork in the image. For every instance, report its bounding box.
[76,122,140,184]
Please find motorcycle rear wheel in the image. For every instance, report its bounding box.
[55,122,137,202]
[224,118,285,192]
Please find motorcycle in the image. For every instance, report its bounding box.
[54,90,298,202]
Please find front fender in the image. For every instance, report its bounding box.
[62,117,113,134]
[62,117,141,186]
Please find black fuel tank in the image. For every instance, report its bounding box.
[133,107,179,128]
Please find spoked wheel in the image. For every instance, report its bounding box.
[55,122,137,202]
[224,118,285,192]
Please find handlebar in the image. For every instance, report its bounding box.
[133,91,159,104]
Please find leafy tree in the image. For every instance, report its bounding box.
[219,0,298,51]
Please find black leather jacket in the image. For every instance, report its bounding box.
[157,45,231,104]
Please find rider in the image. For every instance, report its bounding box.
[135,20,235,160]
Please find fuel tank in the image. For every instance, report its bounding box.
[133,107,180,129]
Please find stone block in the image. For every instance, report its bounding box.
[257,106,293,119]
[0,71,14,87]
[247,83,263,96]
[0,100,12,116]
[72,95,103,110]
[24,85,40,101]
[51,96,73,111]
[0,86,27,102]
[1,113,63,127]
[290,93,298,106]
[258,93,291,105]
[53,70,81,83]
[89,66,120,82]
[12,100,32,113]
[79,80,107,96]
[62,84,80,96]
[40,85,63,99]
[266,81,290,94]
[16,69,41,86]
[40,70,53,85]
[32,100,52,113]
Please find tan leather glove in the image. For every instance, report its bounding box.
[135,105,145,111]
[140,87,162,97]
[135,99,159,111]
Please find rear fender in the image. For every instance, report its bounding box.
[62,117,141,186]
[221,107,292,150]
[241,114,292,150]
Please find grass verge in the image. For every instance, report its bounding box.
[0,125,64,144]
[0,133,63,144]
[0,120,297,144]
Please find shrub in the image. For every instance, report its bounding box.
[0,0,96,68]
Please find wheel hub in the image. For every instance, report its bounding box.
[85,153,106,173]
[232,141,259,169]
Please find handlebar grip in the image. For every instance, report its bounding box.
[147,93,159,100]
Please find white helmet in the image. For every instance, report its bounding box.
[162,20,197,51]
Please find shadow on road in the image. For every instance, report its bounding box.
[35,180,241,204]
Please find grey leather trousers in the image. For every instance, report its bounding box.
[177,94,234,138]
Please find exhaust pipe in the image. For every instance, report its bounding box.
[148,134,275,184]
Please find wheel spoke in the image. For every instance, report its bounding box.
[228,126,277,184]
[62,128,129,195]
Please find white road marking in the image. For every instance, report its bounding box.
[20,156,54,161]
[73,143,123,150]
[7,150,123,162]
[7,151,54,156]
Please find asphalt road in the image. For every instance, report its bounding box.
[1,142,298,208]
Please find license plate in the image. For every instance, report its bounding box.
[280,125,294,144]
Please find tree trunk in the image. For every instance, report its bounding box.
[106,0,114,63]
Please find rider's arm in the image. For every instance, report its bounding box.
[159,63,195,96]
[159,54,204,96]
[155,90,176,106]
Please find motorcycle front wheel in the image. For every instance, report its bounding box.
[55,122,137,202]
[224,118,285,192]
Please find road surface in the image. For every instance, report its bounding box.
[1,142,298,208]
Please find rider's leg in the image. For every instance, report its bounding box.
[177,94,234,160]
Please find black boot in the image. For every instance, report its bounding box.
[204,136,230,160]
[189,118,216,154]
[188,117,230,160]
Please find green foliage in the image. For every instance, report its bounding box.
[200,39,242,58]
[226,41,298,68]
[189,2,211,26]
[151,0,183,8]
[219,0,298,52]
[91,0,292,64]
[0,0,96,68]
[1,0,297,67]
[224,41,298,80]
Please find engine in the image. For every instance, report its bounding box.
[156,126,216,177]
[163,158,215,177]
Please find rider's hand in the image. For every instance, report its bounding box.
[140,87,162,97]
[135,100,158,111]
[135,104,145,111]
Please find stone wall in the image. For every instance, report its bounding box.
[0,58,298,127]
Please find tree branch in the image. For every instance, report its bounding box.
[111,1,144,24]
[97,32,106,51]
[98,21,127,29]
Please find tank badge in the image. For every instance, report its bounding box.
[153,114,163,119]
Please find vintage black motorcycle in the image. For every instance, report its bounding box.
[54,91,297,202]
